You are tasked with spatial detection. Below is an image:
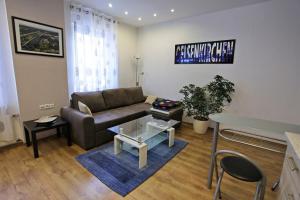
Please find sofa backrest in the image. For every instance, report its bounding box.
[125,87,146,105]
[71,91,106,113]
[102,87,145,109]
[102,88,129,109]
[71,87,146,112]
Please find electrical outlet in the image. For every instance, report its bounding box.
[39,103,55,110]
[39,105,46,110]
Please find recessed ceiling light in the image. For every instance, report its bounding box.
[153,13,157,17]
[170,9,175,13]
[108,3,112,8]
[124,11,128,15]
[138,17,142,21]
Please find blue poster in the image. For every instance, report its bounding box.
[175,39,236,64]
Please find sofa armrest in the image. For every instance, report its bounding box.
[61,106,96,150]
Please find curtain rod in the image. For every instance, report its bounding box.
[70,4,118,24]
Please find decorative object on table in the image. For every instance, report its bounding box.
[34,115,58,127]
[152,98,181,111]
[12,16,64,57]
[149,98,184,128]
[179,75,235,134]
[23,116,71,158]
[175,39,236,64]
[76,139,188,196]
[144,95,157,105]
[34,116,57,124]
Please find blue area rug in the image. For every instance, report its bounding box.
[76,139,188,196]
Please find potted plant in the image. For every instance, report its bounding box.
[179,75,235,134]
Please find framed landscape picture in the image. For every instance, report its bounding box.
[12,17,64,57]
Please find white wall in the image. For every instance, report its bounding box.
[6,0,69,122]
[118,22,138,88]
[6,0,137,121]
[137,0,300,130]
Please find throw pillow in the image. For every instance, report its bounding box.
[145,95,157,104]
[78,101,92,115]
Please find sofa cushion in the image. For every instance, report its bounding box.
[145,95,157,104]
[71,91,106,113]
[78,101,92,115]
[125,87,146,105]
[93,103,151,131]
[126,102,151,112]
[102,88,130,109]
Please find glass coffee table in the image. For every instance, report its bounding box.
[108,115,179,169]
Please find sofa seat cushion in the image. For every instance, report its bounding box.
[126,102,151,112]
[93,103,151,131]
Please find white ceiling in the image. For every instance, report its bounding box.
[77,0,268,27]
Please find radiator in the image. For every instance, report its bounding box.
[0,114,16,143]
[0,120,4,133]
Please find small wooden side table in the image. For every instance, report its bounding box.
[23,116,72,158]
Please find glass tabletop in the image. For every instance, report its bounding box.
[209,113,300,135]
[108,115,179,143]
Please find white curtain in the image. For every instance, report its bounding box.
[0,0,8,115]
[0,68,6,115]
[0,0,20,143]
[67,3,118,93]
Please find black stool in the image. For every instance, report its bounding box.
[213,150,266,200]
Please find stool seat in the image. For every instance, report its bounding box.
[220,156,262,182]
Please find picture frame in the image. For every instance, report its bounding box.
[174,39,236,64]
[12,16,64,57]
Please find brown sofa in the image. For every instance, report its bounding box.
[61,87,183,150]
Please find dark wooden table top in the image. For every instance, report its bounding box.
[23,116,68,132]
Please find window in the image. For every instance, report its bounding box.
[67,4,118,93]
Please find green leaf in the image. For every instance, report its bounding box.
[179,75,235,119]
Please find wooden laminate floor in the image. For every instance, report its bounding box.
[0,123,285,200]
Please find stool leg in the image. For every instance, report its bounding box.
[254,177,266,200]
[215,162,222,199]
[213,169,224,200]
[215,161,219,184]
[260,177,266,200]
[254,180,262,200]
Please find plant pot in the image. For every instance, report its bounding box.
[193,119,209,134]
